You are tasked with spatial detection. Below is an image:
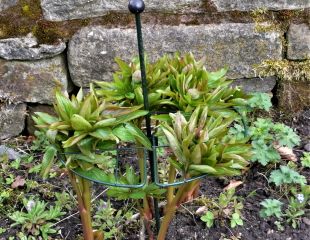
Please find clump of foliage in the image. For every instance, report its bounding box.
[33,87,152,240]
[260,199,283,219]
[301,152,310,168]
[10,198,65,239]
[200,188,243,228]
[260,185,310,229]
[230,118,300,166]
[96,53,249,116]
[94,53,253,239]
[93,200,134,239]
[160,106,251,177]
[269,165,306,186]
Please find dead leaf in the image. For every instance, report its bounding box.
[11,175,26,188]
[274,145,297,162]
[195,206,208,215]
[223,208,232,216]
[224,180,243,191]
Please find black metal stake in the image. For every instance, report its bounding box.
[128,0,161,233]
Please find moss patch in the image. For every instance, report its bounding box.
[251,7,307,33]
[255,59,310,82]
[255,59,310,113]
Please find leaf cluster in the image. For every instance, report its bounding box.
[301,152,310,168]
[10,198,65,239]
[96,53,250,118]
[93,200,133,239]
[259,199,283,218]
[201,188,243,228]
[160,106,251,177]
[269,165,307,186]
[33,87,151,178]
[230,118,300,166]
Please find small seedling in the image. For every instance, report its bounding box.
[259,199,283,219]
[269,165,307,186]
[230,118,300,166]
[301,152,310,168]
[200,188,244,228]
[247,92,272,111]
[201,211,214,228]
[9,198,65,239]
[93,200,133,239]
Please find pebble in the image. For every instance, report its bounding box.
[0,145,22,160]
[302,217,310,226]
[304,142,310,152]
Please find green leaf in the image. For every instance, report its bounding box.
[260,199,283,219]
[273,123,300,148]
[112,125,135,142]
[40,146,57,179]
[248,92,272,111]
[251,141,280,166]
[62,133,88,148]
[74,167,115,183]
[189,165,217,174]
[125,123,152,150]
[230,213,243,228]
[77,137,94,157]
[93,118,117,128]
[55,91,77,120]
[70,114,92,131]
[269,165,306,186]
[89,128,114,141]
[34,112,58,125]
[206,68,228,88]
[129,191,146,199]
[115,110,148,124]
[201,211,214,228]
[79,95,92,118]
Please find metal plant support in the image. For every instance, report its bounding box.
[63,0,249,235]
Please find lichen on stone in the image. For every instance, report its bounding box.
[255,59,310,82]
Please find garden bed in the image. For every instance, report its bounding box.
[0,107,309,240]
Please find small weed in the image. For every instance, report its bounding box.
[301,152,310,168]
[269,165,306,187]
[260,199,283,219]
[93,200,133,239]
[200,188,244,228]
[10,198,65,239]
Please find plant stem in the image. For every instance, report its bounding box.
[167,165,176,206]
[68,171,96,240]
[157,180,200,240]
[137,142,153,237]
[157,185,186,240]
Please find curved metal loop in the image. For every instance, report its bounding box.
[58,147,148,189]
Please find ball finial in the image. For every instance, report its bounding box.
[128,0,145,14]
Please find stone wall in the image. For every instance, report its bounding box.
[0,0,309,139]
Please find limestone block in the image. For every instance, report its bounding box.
[287,24,310,60]
[68,24,282,87]
[40,0,202,21]
[212,0,310,12]
[0,55,68,104]
[0,33,66,60]
[231,77,276,93]
[0,0,18,12]
[0,103,26,140]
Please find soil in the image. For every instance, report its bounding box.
[0,109,309,240]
